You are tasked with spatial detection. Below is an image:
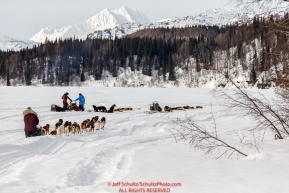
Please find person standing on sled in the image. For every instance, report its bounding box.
[62,92,72,110]
[75,93,85,111]
[23,107,39,138]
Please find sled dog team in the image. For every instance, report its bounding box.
[23,91,110,138]
[48,116,106,136]
[23,107,106,138]
[23,91,201,138]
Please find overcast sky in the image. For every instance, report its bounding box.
[1,0,232,40]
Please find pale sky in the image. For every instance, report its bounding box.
[1,0,232,40]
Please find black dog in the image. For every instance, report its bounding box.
[92,105,107,112]
[107,104,116,113]
[55,119,63,127]
[100,117,106,129]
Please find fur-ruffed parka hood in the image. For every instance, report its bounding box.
[23,109,37,116]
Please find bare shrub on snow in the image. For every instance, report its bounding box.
[171,114,249,159]
[211,77,289,139]
[171,74,289,159]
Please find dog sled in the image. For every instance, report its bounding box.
[144,101,162,114]
[51,102,80,112]
[68,102,81,111]
[51,104,65,112]
[27,125,49,137]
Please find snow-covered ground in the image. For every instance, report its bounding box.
[0,87,288,193]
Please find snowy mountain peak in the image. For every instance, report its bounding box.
[40,27,56,34]
[88,6,287,40]
[113,6,151,23]
[30,7,151,43]
[201,8,231,15]
[0,35,39,51]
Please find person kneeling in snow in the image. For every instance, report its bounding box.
[75,93,85,111]
[23,107,39,138]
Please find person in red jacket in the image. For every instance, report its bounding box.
[23,107,39,138]
[62,92,72,110]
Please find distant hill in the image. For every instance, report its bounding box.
[0,36,38,51]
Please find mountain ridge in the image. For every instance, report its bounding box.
[0,6,287,51]
[29,6,150,43]
[0,35,38,51]
[88,7,286,39]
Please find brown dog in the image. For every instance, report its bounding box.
[72,122,81,135]
[41,124,50,135]
[50,130,57,135]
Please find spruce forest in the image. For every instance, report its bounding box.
[0,15,288,87]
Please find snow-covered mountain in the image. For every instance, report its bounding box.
[0,35,39,51]
[30,6,150,43]
[88,7,286,39]
[1,6,286,51]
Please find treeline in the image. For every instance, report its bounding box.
[0,14,288,86]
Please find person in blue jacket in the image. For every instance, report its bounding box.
[75,93,85,111]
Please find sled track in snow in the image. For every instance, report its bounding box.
[0,130,24,144]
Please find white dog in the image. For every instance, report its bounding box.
[94,117,106,130]
[56,125,64,136]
